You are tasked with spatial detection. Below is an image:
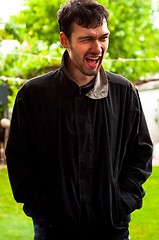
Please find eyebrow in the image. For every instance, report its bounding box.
[100,33,110,38]
[78,32,110,41]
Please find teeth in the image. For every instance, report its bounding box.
[87,57,99,60]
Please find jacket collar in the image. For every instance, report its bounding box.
[86,66,108,99]
[61,50,108,99]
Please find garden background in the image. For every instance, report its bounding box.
[0,0,159,239]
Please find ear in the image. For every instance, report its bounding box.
[60,32,70,48]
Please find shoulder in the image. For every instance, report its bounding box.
[106,71,137,92]
[17,69,60,97]
[105,71,140,107]
[25,69,59,87]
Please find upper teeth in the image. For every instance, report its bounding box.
[88,57,99,60]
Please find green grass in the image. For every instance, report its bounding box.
[129,166,159,239]
[0,166,159,240]
[0,166,33,240]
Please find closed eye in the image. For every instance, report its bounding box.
[99,34,110,41]
[78,33,110,43]
[78,37,93,42]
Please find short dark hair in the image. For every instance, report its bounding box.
[57,0,109,39]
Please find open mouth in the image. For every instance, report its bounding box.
[85,56,101,67]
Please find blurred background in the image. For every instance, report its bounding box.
[0,0,159,239]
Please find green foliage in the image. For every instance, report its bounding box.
[99,0,159,81]
[6,0,64,44]
[3,0,159,81]
[0,19,12,41]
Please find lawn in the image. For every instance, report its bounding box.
[0,166,33,240]
[0,165,159,239]
[129,165,159,239]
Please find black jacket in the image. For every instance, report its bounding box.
[6,52,153,239]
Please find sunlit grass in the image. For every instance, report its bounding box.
[130,166,159,239]
[0,166,33,240]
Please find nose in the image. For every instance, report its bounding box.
[91,40,102,54]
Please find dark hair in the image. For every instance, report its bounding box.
[57,0,109,39]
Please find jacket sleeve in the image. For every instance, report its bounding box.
[119,89,153,214]
[5,86,49,217]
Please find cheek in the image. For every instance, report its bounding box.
[76,44,87,54]
[73,46,86,59]
[68,49,81,63]
[105,40,109,50]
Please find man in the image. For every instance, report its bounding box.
[6,0,153,239]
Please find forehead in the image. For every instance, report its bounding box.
[71,20,109,37]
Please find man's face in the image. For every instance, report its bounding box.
[60,20,110,81]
